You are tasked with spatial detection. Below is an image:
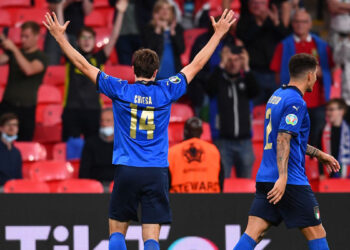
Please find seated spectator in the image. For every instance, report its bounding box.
[142,0,185,79]
[0,113,22,186]
[79,108,114,182]
[173,0,210,29]
[207,44,259,178]
[62,0,127,141]
[168,117,222,193]
[44,0,94,65]
[236,0,290,105]
[270,9,334,147]
[327,0,350,48]
[0,22,48,141]
[321,99,350,178]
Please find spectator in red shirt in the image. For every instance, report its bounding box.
[270,9,334,147]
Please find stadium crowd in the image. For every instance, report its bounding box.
[0,0,350,193]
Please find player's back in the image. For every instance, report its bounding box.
[97,71,187,167]
[256,85,310,185]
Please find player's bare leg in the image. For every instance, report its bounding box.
[142,224,161,250]
[109,219,129,250]
[301,224,329,250]
[234,216,271,249]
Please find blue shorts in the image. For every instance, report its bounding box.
[249,182,321,229]
[109,165,172,224]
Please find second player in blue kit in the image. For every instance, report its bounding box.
[234,54,341,250]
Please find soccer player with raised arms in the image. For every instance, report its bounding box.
[43,9,236,250]
[233,53,340,250]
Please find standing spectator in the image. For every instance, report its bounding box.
[79,108,114,183]
[0,113,22,186]
[321,98,350,178]
[142,0,185,79]
[207,44,259,178]
[172,0,210,29]
[62,0,127,141]
[270,9,334,147]
[168,117,222,193]
[109,0,157,65]
[327,0,350,48]
[236,0,290,105]
[44,0,94,65]
[0,22,48,141]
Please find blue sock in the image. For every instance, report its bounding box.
[233,233,257,250]
[144,239,160,250]
[308,238,329,250]
[109,232,127,250]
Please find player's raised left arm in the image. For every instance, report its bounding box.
[267,132,291,205]
[180,9,236,84]
[306,144,340,173]
[43,12,99,84]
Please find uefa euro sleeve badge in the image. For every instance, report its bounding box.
[286,114,298,126]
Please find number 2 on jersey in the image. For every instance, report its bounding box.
[264,108,272,150]
[130,104,155,139]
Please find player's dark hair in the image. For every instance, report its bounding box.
[0,113,18,127]
[21,21,40,35]
[184,117,203,140]
[326,98,347,112]
[77,26,96,39]
[132,49,160,78]
[289,53,318,79]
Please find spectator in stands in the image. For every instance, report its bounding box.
[0,113,22,186]
[207,44,259,178]
[321,98,350,178]
[79,108,114,183]
[44,0,94,65]
[327,0,350,48]
[0,21,48,141]
[168,117,222,193]
[109,0,157,65]
[270,9,334,147]
[142,0,185,79]
[236,0,290,105]
[62,0,127,141]
[172,0,210,29]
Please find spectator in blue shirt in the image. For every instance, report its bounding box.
[0,113,22,186]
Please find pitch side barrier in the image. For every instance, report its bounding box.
[0,194,349,250]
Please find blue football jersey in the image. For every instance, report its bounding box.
[97,71,187,167]
[256,86,310,185]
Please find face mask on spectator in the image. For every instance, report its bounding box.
[100,127,114,137]
[2,133,18,143]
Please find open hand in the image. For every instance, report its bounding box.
[210,9,237,37]
[267,177,287,205]
[43,12,70,39]
[318,151,341,174]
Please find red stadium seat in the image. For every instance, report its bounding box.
[34,0,48,8]
[170,103,194,122]
[109,181,114,192]
[94,0,110,8]
[252,142,263,179]
[252,120,264,143]
[42,65,66,86]
[200,122,212,142]
[168,122,185,146]
[42,104,63,126]
[0,65,9,85]
[14,142,47,162]
[305,155,320,192]
[252,105,266,121]
[52,143,66,161]
[104,64,135,83]
[34,123,62,143]
[55,179,104,193]
[14,8,47,27]
[319,179,350,193]
[37,85,62,104]
[85,10,106,27]
[181,28,207,66]
[0,9,12,27]
[0,0,31,8]
[28,160,74,182]
[331,68,342,98]
[101,93,112,107]
[0,86,4,102]
[4,179,50,193]
[94,27,111,49]
[223,178,256,193]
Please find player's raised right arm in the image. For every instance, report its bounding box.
[43,12,99,84]
[180,9,236,84]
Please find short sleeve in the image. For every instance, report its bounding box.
[278,101,307,137]
[96,71,127,99]
[165,72,188,102]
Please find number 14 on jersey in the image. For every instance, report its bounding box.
[130,104,155,140]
